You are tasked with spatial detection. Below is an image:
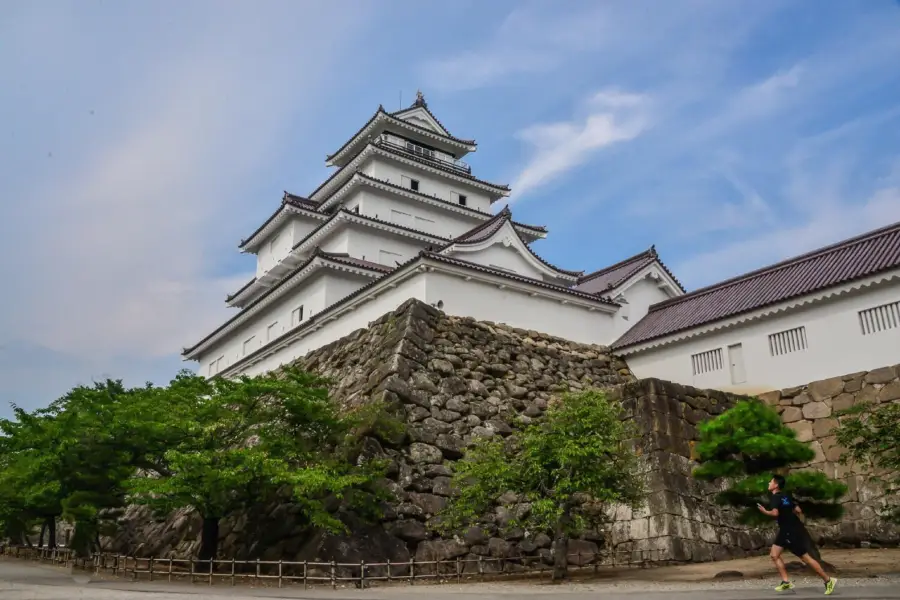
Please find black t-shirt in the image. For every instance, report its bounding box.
[770,492,803,532]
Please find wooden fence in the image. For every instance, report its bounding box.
[0,544,664,589]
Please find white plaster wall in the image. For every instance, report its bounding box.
[289,216,322,245]
[352,188,485,239]
[424,271,617,347]
[449,243,565,284]
[255,221,296,278]
[368,158,493,212]
[624,279,900,394]
[235,274,428,377]
[613,277,674,338]
[198,271,371,376]
[210,268,619,380]
[319,228,350,255]
[343,225,425,266]
[255,217,322,277]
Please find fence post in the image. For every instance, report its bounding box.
[303,560,308,590]
[387,559,392,584]
[189,556,195,583]
[359,560,365,589]
[478,555,483,580]
[278,559,283,589]
[149,556,154,582]
[168,557,173,582]
[330,560,336,590]
[255,557,260,582]
[132,556,137,581]
[208,557,214,586]
[409,557,415,585]
[231,557,236,586]
[456,556,461,584]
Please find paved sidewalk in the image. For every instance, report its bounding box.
[2,561,900,600]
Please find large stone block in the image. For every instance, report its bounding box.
[812,417,838,438]
[865,367,897,385]
[781,406,803,423]
[786,420,814,442]
[802,401,831,419]
[808,377,845,402]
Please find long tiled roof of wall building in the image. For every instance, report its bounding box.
[612,220,900,350]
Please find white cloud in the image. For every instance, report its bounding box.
[420,1,786,93]
[507,90,650,202]
[0,3,374,406]
[673,186,900,288]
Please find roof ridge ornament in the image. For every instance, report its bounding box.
[413,89,427,108]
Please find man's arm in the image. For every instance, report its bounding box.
[757,503,778,517]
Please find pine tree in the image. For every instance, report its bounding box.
[692,400,846,560]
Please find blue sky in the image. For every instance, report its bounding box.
[2,0,900,417]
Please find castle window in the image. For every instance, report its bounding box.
[768,326,808,356]
[691,348,723,376]
[291,305,304,326]
[858,300,900,335]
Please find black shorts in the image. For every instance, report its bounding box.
[774,529,809,557]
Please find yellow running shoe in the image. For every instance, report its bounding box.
[824,577,837,595]
[775,581,795,592]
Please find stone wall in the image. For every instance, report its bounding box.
[759,366,900,546]
[107,299,635,565]
[606,379,768,563]
[105,301,897,566]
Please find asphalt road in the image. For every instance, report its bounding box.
[2,559,900,600]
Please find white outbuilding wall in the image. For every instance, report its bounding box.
[623,277,900,394]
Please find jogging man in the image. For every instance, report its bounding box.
[757,474,837,594]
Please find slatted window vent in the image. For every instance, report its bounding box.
[691,348,723,376]
[768,326,808,356]
[859,300,900,335]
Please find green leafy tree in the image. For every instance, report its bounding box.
[124,366,389,562]
[692,400,847,559]
[0,380,139,552]
[437,389,644,581]
[834,400,900,523]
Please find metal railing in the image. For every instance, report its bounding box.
[1,544,664,589]
[375,134,471,174]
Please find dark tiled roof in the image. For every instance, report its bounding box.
[325,106,476,162]
[291,207,449,253]
[284,192,320,210]
[184,249,388,356]
[226,277,257,303]
[311,142,510,203]
[353,173,546,236]
[612,220,900,350]
[217,249,619,374]
[438,208,583,278]
[238,194,324,250]
[373,141,510,192]
[389,103,473,144]
[422,252,602,300]
[319,253,392,272]
[229,209,446,303]
[576,247,686,295]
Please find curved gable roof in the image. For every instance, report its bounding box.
[437,207,582,278]
[577,246,685,295]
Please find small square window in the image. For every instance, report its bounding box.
[291,305,305,326]
[410,179,420,192]
[458,194,467,206]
